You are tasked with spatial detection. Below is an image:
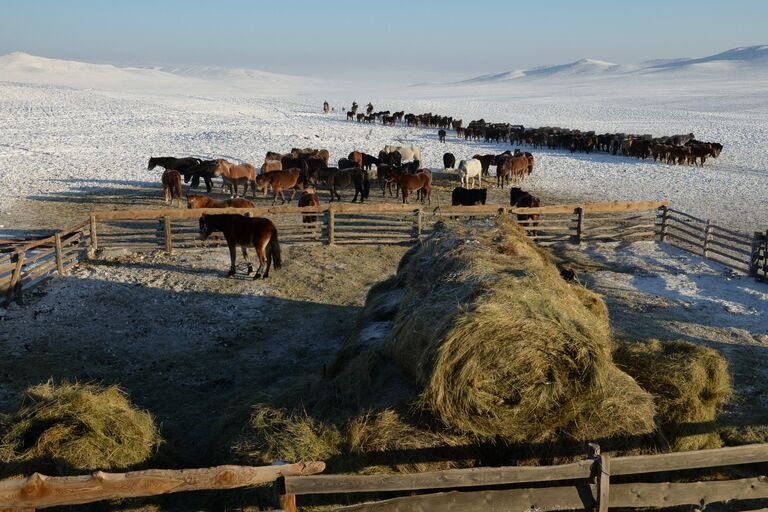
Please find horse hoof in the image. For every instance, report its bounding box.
[253,273,262,280]
[247,265,253,273]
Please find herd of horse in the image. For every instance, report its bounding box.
[341,102,724,167]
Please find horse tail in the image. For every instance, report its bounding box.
[269,226,282,270]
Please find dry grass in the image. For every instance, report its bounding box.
[614,339,732,451]
[231,404,342,465]
[0,382,161,475]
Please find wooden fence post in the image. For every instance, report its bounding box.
[702,219,712,258]
[326,206,335,245]
[660,206,669,242]
[54,233,65,276]
[414,209,423,239]
[89,213,98,256]
[5,252,25,305]
[164,216,173,255]
[750,231,763,277]
[272,476,297,512]
[589,443,610,512]
[575,207,585,244]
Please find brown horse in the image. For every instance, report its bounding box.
[161,170,182,207]
[497,153,534,188]
[328,168,369,203]
[199,214,281,279]
[256,168,306,205]
[348,151,363,168]
[186,194,255,209]
[261,159,283,173]
[298,190,321,234]
[395,171,431,204]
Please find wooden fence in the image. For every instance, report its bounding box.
[4,443,768,510]
[6,199,768,305]
[272,443,768,511]
[659,206,768,277]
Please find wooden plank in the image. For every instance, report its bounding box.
[286,460,593,495]
[22,246,57,266]
[709,230,753,248]
[666,222,705,241]
[586,223,658,234]
[609,477,768,508]
[5,252,24,303]
[0,463,325,509]
[596,455,610,512]
[611,443,768,475]
[667,208,708,224]
[58,220,89,238]
[164,216,173,255]
[331,485,593,511]
[90,213,98,253]
[14,235,56,253]
[708,238,752,257]
[511,200,667,216]
[710,224,751,240]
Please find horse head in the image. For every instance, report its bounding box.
[199,215,213,240]
[148,158,157,170]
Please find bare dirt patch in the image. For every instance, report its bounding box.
[0,243,408,467]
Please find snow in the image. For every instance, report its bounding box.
[0,47,767,235]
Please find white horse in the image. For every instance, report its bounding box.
[383,144,422,163]
[458,159,482,188]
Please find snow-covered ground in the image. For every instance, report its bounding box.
[1,47,767,233]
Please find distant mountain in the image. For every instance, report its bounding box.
[450,45,768,85]
[0,52,313,94]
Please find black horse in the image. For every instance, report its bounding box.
[148,156,216,191]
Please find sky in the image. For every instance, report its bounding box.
[0,0,766,80]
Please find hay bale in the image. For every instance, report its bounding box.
[614,339,732,451]
[384,219,655,442]
[0,382,161,474]
[232,404,342,465]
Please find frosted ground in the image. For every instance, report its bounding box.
[1,46,767,233]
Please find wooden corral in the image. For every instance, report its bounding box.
[5,199,768,305]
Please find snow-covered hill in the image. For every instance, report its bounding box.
[451,45,768,84]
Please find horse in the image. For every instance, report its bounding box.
[199,214,281,279]
[443,152,456,170]
[378,150,402,167]
[361,153,380,171]
[297,189,321,228]
[161,170,182,207]
[458,159,482,188]
[328,168,369,203]
[438,129,446,143]
[394,171,431,204]
[261,159,283,174]
[186,194,255,209]
[256,168,306,205]
[496,154,531,188]
[348,151,364,168]
[451,187,487,206]
[148,156,208,189]
[215,161,257,198]
[182,159,224,192]
[510,187,541,234]
[376,164,401,197]
[383,145,422,162]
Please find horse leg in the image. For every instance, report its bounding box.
[205,177,213,193]
[242,246,253,274]
[227,241,237,277]
[253,239,267,279]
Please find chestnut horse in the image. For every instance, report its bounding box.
[186,194,255,209]
[497,153,535,188]
[256,168,306,205]
[395,171,431,204]
[298,189,321,236]
[199,214,281,279]
[161,170,182,207]
[216,161,257,198]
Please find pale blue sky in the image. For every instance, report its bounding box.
[1,0,765,79]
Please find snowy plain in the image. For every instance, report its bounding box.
[0,48,767,234]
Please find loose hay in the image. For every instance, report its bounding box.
[232,404,342,465]
[614,339,732,451]
[385,219,656,442]
[0,382,161,474]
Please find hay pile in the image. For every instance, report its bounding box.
[232,404,342,465]
[0,382,162,474]
[614,340,731,451]
[382,219,656,442]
